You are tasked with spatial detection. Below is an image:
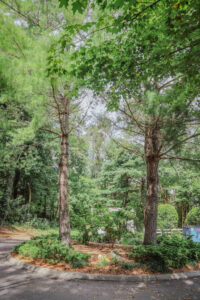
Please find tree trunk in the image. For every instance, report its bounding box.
[181,201,185,227]
[28,182,32,215]
[140,177,146,215]
[59,133,71,247]
[28,182,32,204]
[143,122,160,245]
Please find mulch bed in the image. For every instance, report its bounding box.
[11,242,200,276]
[2,226,200,275]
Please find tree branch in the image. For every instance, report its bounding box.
[110,136,144,158]
[68,100,91,134]
[161,155,200,162]
[0,0,40,27]
[158,76,181,91]
[159,133,200,157]
[51,83,64,134]
[83,0,162,38]
[123,98,145,133]
[39,127,60,137]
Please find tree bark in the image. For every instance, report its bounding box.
[28,182,32,215]
[57,94,72,248]
[143,122,160,245]
[28,182,32,204]
[59,132,71,247]
[140,177,146,215]
[181,201,185,227]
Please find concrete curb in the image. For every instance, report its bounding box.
[6,254,200,282]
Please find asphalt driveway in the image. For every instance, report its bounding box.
[0,238,199,300]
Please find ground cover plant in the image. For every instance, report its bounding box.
[130,234,200,273]
[13,234,90,268]
[11,229,200,275]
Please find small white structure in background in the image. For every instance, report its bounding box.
[127,220,135,233]
[97,228,106,235]
[93,207,135,235]
[108,207,121,212]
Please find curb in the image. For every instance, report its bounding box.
[6,254,200,282]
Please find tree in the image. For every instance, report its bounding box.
[0,7,60,224]
[157,204,178,230]
[60,0,200,244]
[0,0,87,247]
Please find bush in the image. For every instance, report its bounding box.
[131,244,170,273]
[13,234,90,268]
[130,234,200,273]
[22,217,58,230]
[119,232,143,245]
[185,207,200,226]
[121,262,138,270]
[76,207,126,244]
[157,204,178,230]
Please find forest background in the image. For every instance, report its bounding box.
[0,0,200,246]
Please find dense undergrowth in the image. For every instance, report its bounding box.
[130,234,200,273]
[13,234,90,268]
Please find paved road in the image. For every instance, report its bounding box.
[0,238,200,300]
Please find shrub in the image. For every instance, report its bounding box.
[130,234,200,273]
[121,262,138,270]
[69,251,91,268]
[75,204,136,244]
[185,207,200,226]
[157,204,178,230]
[119,232,143,245]
[22,217,58,230]
[131,244,170,273]
[13,234,90,268]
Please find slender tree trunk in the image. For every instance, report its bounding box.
[143,122,160,245]
[28,182,32,215]
[59,132,71,247]
[57,94,72,248]
[28,182,32,204]
[140,177,146,215]
[122,175,129,207]
[44,196,47,219]
[181,201,185,227]
[12,169,20,199]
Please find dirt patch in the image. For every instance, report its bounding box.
[0,226,35,239]
[11,242,200,276]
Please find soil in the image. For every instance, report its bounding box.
[12,245,151,276]
[11,243,200,276]
[1,226,200,276]
[0,226,35,239]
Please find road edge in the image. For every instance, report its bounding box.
[6,254,200,282]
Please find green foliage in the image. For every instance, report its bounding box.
[119,232,143,245]
[157,204,178,230]
[111,256,118,265]
[98,256,109,267]
[120,262,138,271]
[22,218,58,230]
[131,234,200,273]
[185,207,200,226]
[13,234,90,268]
[1,0,200,248]
[97,151,145,230]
